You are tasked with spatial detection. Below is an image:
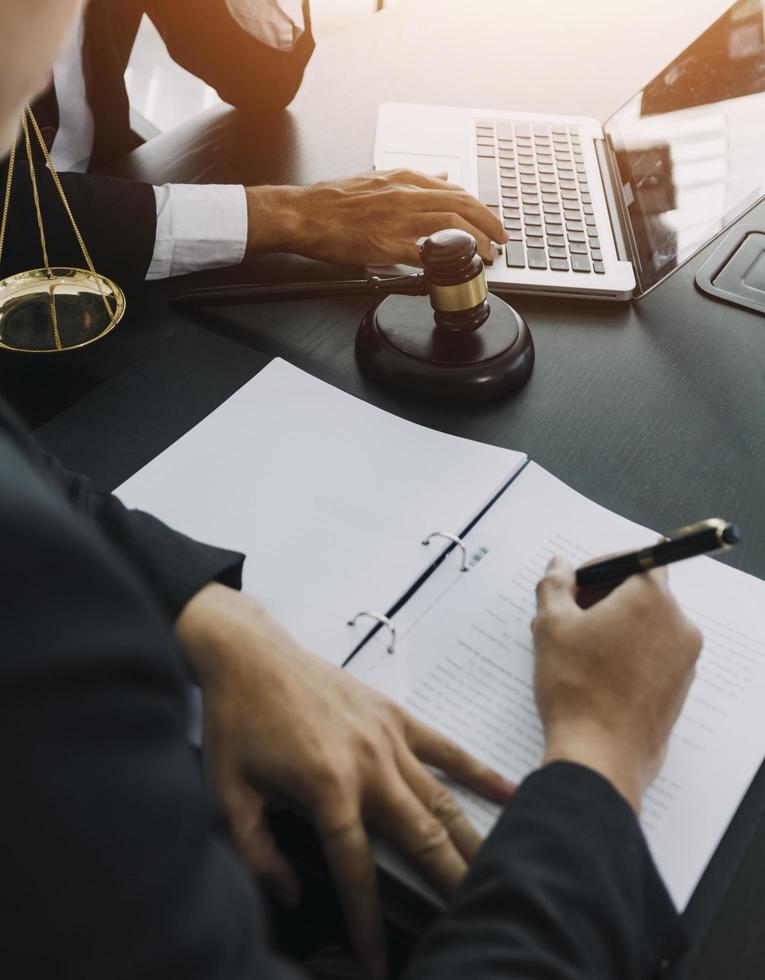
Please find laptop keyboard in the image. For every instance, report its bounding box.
[474,120,605,274]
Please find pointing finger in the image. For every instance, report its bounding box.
[535,555,580,618]
[404,715,514,803]
[407,188,506,243]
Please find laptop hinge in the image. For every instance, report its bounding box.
[594,138,648,295]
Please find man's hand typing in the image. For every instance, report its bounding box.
[245,169,508,267]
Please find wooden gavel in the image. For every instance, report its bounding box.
[172,229,535,402]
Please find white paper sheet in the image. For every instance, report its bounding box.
[348,462,765,909]
[115,359,526,665]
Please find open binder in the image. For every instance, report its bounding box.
[115,358,765,921]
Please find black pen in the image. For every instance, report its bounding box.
[575,519,740,605]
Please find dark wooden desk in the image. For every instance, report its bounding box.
[8,1,765,976]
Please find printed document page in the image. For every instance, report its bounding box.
[115,359,526,665]
[348,462,765,909]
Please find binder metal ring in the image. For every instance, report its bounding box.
[422,531,468,572]
[347,610,397,654]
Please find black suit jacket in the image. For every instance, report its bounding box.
[0,0,315,292]
[0,389,687,978]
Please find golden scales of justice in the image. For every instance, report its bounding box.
[0,106,125,353]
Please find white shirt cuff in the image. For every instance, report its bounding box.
[148,183,248,281]
[225,0,305,52]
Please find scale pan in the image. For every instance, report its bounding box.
[0,267,125,353]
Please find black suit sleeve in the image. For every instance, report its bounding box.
[39,447,246,621]
[0,159,157,293]
[0,428,302,980]
[145,0,315,113]
[405,763,688,980]
[0,403,243,622]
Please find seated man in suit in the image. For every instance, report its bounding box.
[2,7,702,979]
[0,0,507,292]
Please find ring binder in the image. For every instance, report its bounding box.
[347,610,397,654]
[422,531,468,572]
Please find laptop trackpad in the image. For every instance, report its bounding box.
[378,152,464,187]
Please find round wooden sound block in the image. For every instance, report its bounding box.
[356,292,535,403]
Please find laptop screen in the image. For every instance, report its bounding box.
[605,0,765,293]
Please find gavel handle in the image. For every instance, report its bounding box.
[171,273,428,308]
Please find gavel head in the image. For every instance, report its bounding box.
[419,229,490,334]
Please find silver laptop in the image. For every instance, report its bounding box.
[374,0,765,301]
